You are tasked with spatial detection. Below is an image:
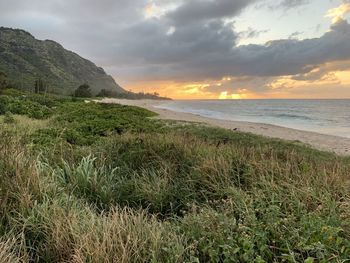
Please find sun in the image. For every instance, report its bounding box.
[219,91,243,100]
[231,93,242,100]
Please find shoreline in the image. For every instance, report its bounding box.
[100,98,350,156]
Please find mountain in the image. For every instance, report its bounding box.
[0,27,125,95]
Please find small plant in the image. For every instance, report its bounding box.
[55,156,118,209]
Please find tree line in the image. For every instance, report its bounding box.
[0,71,170,100]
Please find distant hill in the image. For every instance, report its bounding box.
[0,27,125,95]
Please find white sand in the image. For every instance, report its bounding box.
[100,98,350,156]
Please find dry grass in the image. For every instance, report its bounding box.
[0,237,24,263]
[0,115,50,133]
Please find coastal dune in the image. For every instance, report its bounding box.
[101,98,350,156]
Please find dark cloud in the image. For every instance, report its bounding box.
[166,0,256,25]
[114,18,350,83]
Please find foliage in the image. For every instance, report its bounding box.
[74,83,92,98]
[97,89,171,100]
[0,88,25,97]
[0,100,5,115]
[0,92,350,262]
[0,71,8,89]
[0,95,54,119]
[34,78,46,94]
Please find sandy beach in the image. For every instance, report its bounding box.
[100,98,350,156]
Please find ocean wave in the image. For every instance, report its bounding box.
[157,105,227,119]
[272,113,313,121]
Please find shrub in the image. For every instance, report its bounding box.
[0,95,54,119]
[74,84,92,98]
[52,102,158,145]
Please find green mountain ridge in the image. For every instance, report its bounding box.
[0,27,125,95]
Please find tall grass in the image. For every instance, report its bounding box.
[1,92,350,262]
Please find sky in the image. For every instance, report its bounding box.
[0,0,350,99]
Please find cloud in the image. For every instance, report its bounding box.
[326,1,350,23]
[292,60,350,82]
[238,27,270,40]
[115,18,350,83]
[0,0,349,98]
[263,0,310,11]
[288,31,304,39]
[278,0,310,10]
[203,76,271,94]
[166,0,256,25]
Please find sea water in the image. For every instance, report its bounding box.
[156,100,350,138]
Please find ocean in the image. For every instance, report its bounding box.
[156,99,350,139]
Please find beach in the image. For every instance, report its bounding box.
[101,98,350,156]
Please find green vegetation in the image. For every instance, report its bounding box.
[34,78,47,94]
[0,90,350,262]
[97,89,171,100]
[74,83,92,98]
[3,112,16,124]
[0,71,9,89]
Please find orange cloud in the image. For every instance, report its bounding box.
[326,3,350,23]
[121,60,350,100]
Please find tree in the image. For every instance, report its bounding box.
[34,78,46,94]
[96,89,111,97]
[74,83,92,98]
[0,71,8,89]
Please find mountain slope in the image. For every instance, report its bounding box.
[0,27,125,94]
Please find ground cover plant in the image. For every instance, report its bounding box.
[0,90,349,262]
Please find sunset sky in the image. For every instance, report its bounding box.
[1,0,350,99]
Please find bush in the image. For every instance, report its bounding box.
[74,83,92,98]
[52,102,158,145]
[0,95,54,119]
